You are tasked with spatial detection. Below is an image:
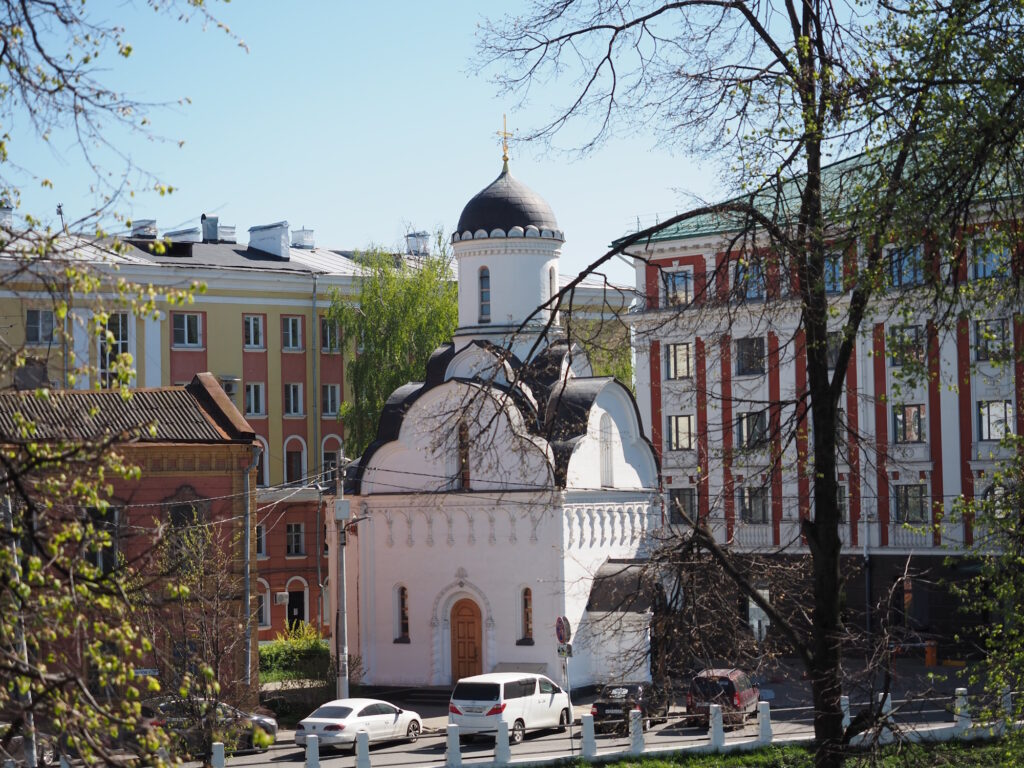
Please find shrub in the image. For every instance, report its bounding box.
[259,622,332,681]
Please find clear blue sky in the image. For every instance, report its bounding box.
[12,1,717,285]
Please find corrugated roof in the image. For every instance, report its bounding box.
[0,374,254,444]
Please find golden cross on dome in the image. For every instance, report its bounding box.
[497,113,513,169]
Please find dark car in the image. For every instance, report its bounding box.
[0,723,56,767]
[685,668,759,728]
[590,682,668,733]
[144,697,277,757]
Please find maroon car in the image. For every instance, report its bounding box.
[685,668,759,728]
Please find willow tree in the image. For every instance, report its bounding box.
[479,1,1024,765]
[328,244,458,458]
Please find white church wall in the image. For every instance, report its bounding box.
[564,385,659,491]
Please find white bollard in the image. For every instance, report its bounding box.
[355,730,371,768]
[757,701,772,745]
[629,708,644,754]
[305,733,320,768]
[581,714,596,760]
[211,741,225,768]
[709,704,725,749]
[840,695,851,731]
[494,720,511,766]
[445,723,462,768]
[878,692,893,744]
[955,688,971,735]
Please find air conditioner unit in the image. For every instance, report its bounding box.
[219,375,241,397]
[274,592,289,606]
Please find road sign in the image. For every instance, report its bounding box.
[557,643,573,658]
[555,615,572,644]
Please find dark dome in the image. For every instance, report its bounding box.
[456,164,559,235]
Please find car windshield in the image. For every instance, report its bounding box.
[309,706,353,719]
[692,677,735,697]
[452,682,500,701]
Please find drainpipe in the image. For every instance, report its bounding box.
[311,274,322,623]
[243,442,261,687]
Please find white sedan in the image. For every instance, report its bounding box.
[295,698,422,753]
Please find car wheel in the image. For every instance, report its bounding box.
[510,720,525,745]
[406,721,421,743]
[38,741,56,767]
[558,709,570,732]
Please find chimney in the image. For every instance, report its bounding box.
[217,224,237,243]
[291,227,315,249]
[405,230,430,256]
[201,213,219,243]
[0,204,13,230]
[165,227,201,243]
[131,219,157,239]
[248,221,290,260]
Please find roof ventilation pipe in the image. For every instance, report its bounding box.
[201,213,219,243]
[248,221,291,260]
[291,227,315,249]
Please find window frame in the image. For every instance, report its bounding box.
[284,383,304,416]
[736,410,768,450]
[255,523,266,558]
[285,522,306,557]
[666,342,694,380]
[824,252,844,294]
[479,267,491,323]
[894,484,928,524]
[735,259,765,300]
[739,486,769,524]
[888,244,925,289]
[520,587,533,644]
[25,308,55,345]
[663,268,694,307]
[667,414,694,451]
[893,403,927,444]
[99,312,130,388]
[394,585,410,643]
[321,383,340,417]
[669,487,697,525]
[244,382,266,417]
[172,312,202,348]
[975,318,1011,362]
[243,315,265,350]
[320,317,340,352]
[282,316,303,351]
[978,400,1014,442]
[889,325,925,367]
[736,336,766,376]
[972,240,1010,280]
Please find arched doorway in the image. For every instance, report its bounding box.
[450,598,482,683]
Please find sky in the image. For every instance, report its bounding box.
[12,2,720,285]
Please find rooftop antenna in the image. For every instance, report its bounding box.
[56,203,66,233]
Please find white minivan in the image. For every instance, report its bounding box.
[448,672,571,743]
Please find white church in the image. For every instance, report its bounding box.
[336,155,661,689]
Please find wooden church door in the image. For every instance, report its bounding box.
[450,598,482,682]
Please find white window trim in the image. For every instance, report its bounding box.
[172,312,203,348]
[244,315,265,350]
[284,382,304,416]
[321,383,340,417]
[320,317,340,353]
[663,267,694,307]
[255,523,267,559]
[245,382,267,418]
[25,308,56,346]
[282,316,303,351]
[286,522,306,558]
[257,579,271,628]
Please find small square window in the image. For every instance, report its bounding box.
[25,309,55,345]
[663,269,693,306]
[978,400,1014,441]
[667,414,694,451]
[893,404,926,443]
[735,259,764,300]
[975,318,1011,362]
[972,241,1010,280]
[736,411,768,449]
[736,337,765,376]
[888,245,925,289]
[894,485,928,523]
[172,312,202,347]
[889,325,925,367]
[739,487,769,524]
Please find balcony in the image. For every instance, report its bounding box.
[890,522,933,549]
[731,521,773,549]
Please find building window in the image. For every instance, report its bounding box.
[664,269,693,306]
[282,316,303,350]
[457,420,470,489]
[286,448,304,485]
[976,318,1011,362]
[667,414,694,451]
[99,312,130,388]
[889,325,925,367]
[824,252,844,294]
[739,487,769,524]
[972,241,1009,280]
[825,331,844,370]
[894,484,928,523]
[520,587,533,644]
[836,485,848,523]
[286,523,305,556]
[735,259,764,300]
[321,384,340,416]
[322,451,339,485]
[893,404,926,443]
[736,337,765,376]
[548,267,558,306]
[256,441,267,487]
[172,312,201,347]
[599,413,614,487]
[243,315,264,349]
[479,267,491,323]
[978,400,1014,441]
[395,586,410,642]
[320,317,340,352]
[26,309,55,345]
[244,382,265,417]
[257,589,270,628]
[888,245,924,289]
[255,524,266,558]
[85,505,120,574]
[669,487,697,525]
[284,383,303,416]
[666,342,693,380]
[736,411,768,449]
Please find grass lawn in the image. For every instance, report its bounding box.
[587,739,1024,767]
